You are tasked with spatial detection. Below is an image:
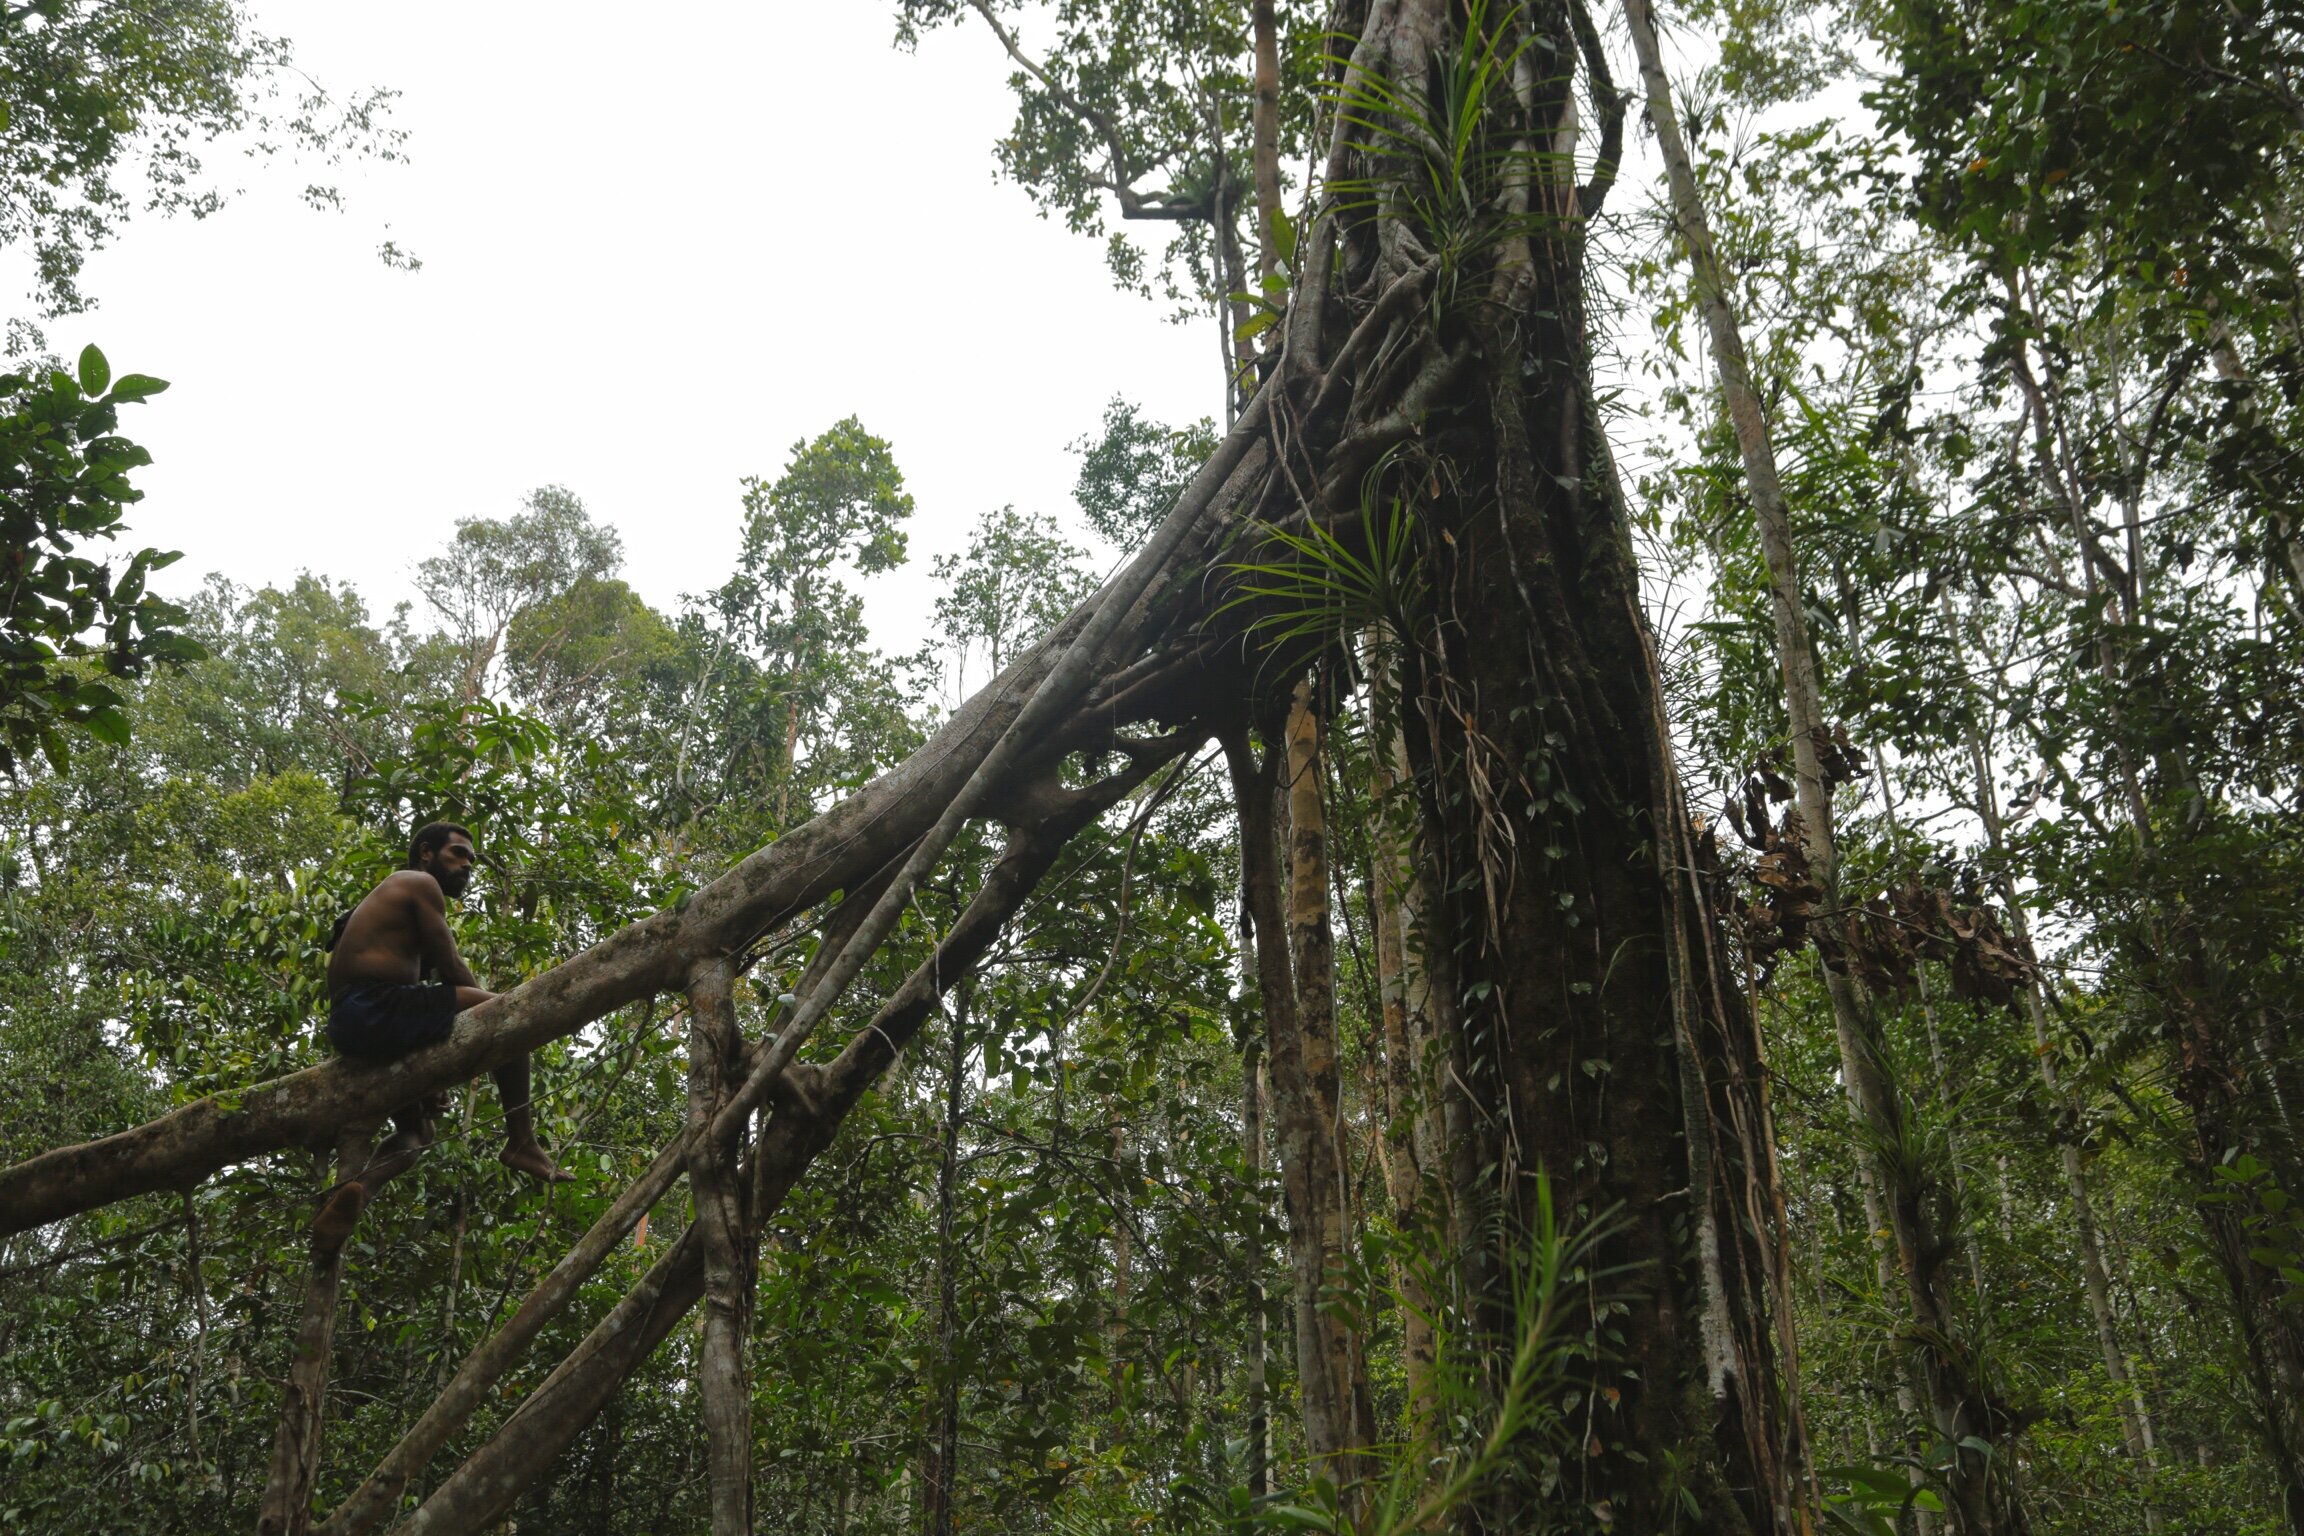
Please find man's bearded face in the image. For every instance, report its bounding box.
[425,839,478,899]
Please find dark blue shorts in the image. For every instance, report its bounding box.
[329,982,459,1059]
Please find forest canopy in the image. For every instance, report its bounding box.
[2,1,2303,1535]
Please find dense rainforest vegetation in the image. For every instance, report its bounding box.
[3,0,2302,1533]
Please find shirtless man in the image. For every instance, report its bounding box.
[312,820,570,1244]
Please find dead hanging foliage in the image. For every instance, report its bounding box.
[1711,727,2035,1005]
[1835,878,2036,1008]
[1715,740,1835,975]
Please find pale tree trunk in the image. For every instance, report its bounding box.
[1368,638,1438,1439]
[1225,716,1373,1490]
[1280,677,1377,1488]
[687,956,753,1536]
[1623,1,2014,1527]
[1240,1040,1271,1501]
[258,1126,375,1536]
[922,984,968,1536]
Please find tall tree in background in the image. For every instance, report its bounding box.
[1624,1,2016,1525]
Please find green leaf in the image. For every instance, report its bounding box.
[105,374,170,404]
[83,707,131,746]
[1271,205,1297,270]
[77,345,110,397]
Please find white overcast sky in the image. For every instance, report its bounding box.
[32,3,1222,657]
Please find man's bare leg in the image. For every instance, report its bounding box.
[312,1102,438,1246]
[453,985,572,1184]
[492,1052,572,1183]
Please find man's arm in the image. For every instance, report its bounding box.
[399,872,483,990]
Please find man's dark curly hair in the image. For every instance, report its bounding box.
[407,820,475,869]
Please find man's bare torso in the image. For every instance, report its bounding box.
[327,872,452,992]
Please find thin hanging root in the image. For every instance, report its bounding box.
[257,1125,374,1536]
[686,956,754,1536]
[377,747,1193,1536]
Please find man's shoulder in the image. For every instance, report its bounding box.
[372,870,445,908]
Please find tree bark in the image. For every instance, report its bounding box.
[1226,722,1374,1492]
[1368,634,1439,1439]
[257,1127,373,1536]
[687,956,754,1536]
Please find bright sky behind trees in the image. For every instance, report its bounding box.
[14,1,1220,656]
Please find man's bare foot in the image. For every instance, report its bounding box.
[500,1141,574,1184]
[311,1181,368,1247]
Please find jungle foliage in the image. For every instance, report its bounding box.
[3,0,2304,1534]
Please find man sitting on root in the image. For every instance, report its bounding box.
[312,820,571,1245]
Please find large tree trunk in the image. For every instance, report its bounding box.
[3,7,1812,1529]
[1281,2,1794,1524]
